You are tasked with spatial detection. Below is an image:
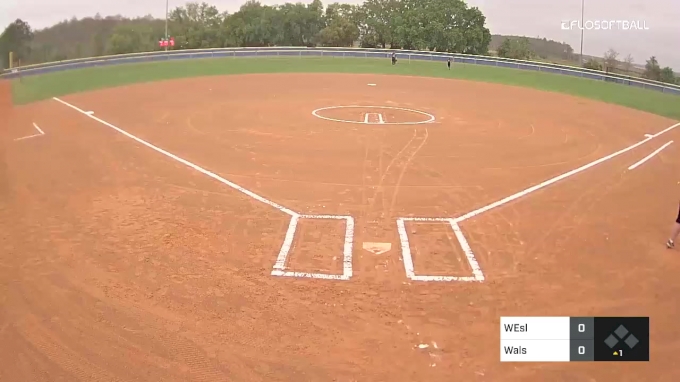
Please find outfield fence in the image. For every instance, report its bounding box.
[2,46,679,96]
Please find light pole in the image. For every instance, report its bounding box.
[579,0,584,65]
[165,0,169,52]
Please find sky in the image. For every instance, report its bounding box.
[1,0,678,69]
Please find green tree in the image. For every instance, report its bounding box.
[358,0,393,48]
[106,24,158,54]
[582,58,602,70]
[0,19,34,68]
[497,37,534,60]
[92,31,107,56]
[602,48,618,73]
[222,1,278,47]
[660,67,675,84]
[621,53,634,73]
[643,56,661,81]
[169,2,224,49]
[319,3,360,46]
[3,0,495,65]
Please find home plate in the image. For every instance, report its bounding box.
[362,242,391,255]
[644,134,653,138]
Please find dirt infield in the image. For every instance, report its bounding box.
[2,73,680,381]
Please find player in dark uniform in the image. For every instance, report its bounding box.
[667,201,680,248]
[391,52,397,65]
[447,57,452,70]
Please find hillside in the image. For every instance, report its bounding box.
[490,34,575,62]
[27,14,166,64]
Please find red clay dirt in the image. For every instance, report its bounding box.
[2,73,680,381]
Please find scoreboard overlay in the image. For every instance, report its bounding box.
[500,316,649,362]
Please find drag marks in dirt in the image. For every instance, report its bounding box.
[51,96,680,284]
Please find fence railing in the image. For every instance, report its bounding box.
[3,47,679,96]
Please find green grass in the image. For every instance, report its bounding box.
[10,56,680,120]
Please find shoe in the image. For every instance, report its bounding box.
[667,240,675,249]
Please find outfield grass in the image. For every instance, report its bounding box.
[10,56,680,120]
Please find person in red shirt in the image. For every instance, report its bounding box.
[667,202,680,248]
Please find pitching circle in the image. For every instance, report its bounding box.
[311,105,436,125]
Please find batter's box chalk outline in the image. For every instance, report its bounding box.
[395,121,680,282]
[396,217,484,282]
[51,97,680,283]
[312,105,435,125]
[271,214,355,280]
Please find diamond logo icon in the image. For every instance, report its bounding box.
[624,334,639,348]
[614,325,629,339]
[604,334,619,348]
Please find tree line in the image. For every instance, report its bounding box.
[1,0,676,86]
[494,36,678,85]
[0,0,491,68]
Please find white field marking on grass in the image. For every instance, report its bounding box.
[627,141,673,170]
[52,97,297,216]
[312,105,435,125]
[452,122,680,223]
[14,123,45,141]
[271,215,354,280]
[396,218,484,282]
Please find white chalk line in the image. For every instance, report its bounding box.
[14,123,45,141]
[627,140,673,170]
[312,105,435,125]
[363,112,386,124]
[453,122,680,222]
[396,218,485,282]
[271,214,354,280]
[53,97,296,215]
[397,121,680,282]
[53,97,355,281]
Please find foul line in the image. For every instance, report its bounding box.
[627,140,673,170]
[396,121,680,282]
[53,97,296,215]
[52,97,355,281]
[14,123,45,141]
[453,122,680,222]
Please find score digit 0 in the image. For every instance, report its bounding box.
[578,345,585,355]
[578,323,585,332]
